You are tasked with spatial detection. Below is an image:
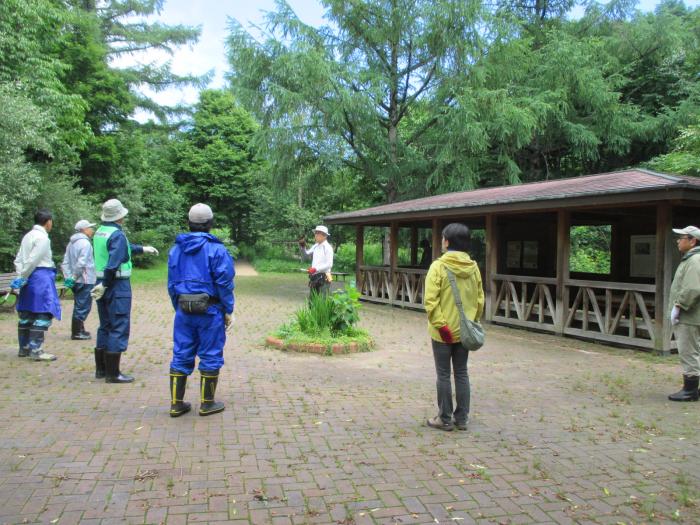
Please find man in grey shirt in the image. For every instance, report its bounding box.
[61,219,97,340]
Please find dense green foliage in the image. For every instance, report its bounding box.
[0,0,698,271]
[570,226,612,274]
[228,0,699,206]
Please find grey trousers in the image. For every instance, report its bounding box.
[431,339,470,424]
[674,323,700,376]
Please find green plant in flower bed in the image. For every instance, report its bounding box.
[273,286,373,352]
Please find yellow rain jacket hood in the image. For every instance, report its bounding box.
[424,251,484,343]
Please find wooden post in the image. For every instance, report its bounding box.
[355,225,364,289]
[554,210,571,335]
[431,218,442,262]
[610,221,622,281]
[654,203,674,354]
[410,226,418,266]
[389,222,398,303]
[484,214,498,322]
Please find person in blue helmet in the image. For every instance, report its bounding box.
[167,203,235,417]
[90,199,159,383]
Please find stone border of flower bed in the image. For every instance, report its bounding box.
[265,336,373,355]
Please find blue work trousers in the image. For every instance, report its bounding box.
[96,279,131,353]
[72,283,94,321]
[170,308,226,375]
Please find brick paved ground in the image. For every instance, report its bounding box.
[1,272,699,525]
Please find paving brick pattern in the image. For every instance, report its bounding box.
[1,273,699,524]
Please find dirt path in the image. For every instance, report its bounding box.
[235,258,258,277]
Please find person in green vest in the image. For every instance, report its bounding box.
[90,199,159,383]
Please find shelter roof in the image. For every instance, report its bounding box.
[326,169,700,224]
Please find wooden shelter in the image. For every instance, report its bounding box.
[325,169,700,352]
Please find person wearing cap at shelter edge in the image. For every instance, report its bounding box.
[298,225,334,295]
[668,225,700,402]
[167,203,235,417]
[90,199,159,383]
[61,219,97,340]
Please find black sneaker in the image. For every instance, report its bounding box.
[454,421,468,431]
[426,416,454,431]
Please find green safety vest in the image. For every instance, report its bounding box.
[93,225,132,278]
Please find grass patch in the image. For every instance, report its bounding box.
[251,257,301,273]
[274,323,374,351]
[131,259,168,285]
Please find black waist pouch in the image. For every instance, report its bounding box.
[178,293,212,314]
[308,272,327,290]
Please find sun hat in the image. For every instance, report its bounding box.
[188,203,214,223]
[313,225,330,236]
[74,219,96,231]
[672,226,700,240]
[101,199,128,222]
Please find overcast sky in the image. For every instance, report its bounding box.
[115,0,699,120]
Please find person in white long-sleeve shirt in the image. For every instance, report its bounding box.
[298,225,334,295]
[14,210,61,361]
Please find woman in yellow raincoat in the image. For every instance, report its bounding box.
[424,223,484,431]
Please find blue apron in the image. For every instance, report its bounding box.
[16,267,62,320]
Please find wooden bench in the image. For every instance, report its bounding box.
[0,273,16,305]
[331,272,350,282]
[0,272,69,303]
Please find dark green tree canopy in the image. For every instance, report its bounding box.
[228,0,699,203]
[175,90,259,242]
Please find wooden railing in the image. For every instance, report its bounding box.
[491,275,661,349]
[359,270,665,349]
[563,279,657,349]
[491,275,558,331]
[357,266,426,308]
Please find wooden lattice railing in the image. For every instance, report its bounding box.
[357,266,426,308]
[563,280,656,348]
[491,275,558,331]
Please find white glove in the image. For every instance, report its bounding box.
[671,305,681,325]
[91,283,106,301]
[224,313,233,332]
[143,246,159,256]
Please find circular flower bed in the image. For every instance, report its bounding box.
[264,335,373,355]
[265,285,374,356]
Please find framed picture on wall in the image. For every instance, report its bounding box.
[630,235,656,278]
[507,241,522,268]
[522,241,539,269]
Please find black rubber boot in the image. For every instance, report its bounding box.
[668,375,700,402]
[94,348,106,379]
[169,369,191,417]
[18,324,30,357]
[199,370,224,416]
[80,320,91,338]
[71,318,90,340]
[104,352,134,384]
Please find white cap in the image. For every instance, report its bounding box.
[74,219,96,231]
[189,203,214,223]
[313,225,330,237]
[672,226,700,240]
[101,199,128,222]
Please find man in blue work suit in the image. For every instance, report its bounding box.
[90,199,159,383]
[167,203,235,417]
